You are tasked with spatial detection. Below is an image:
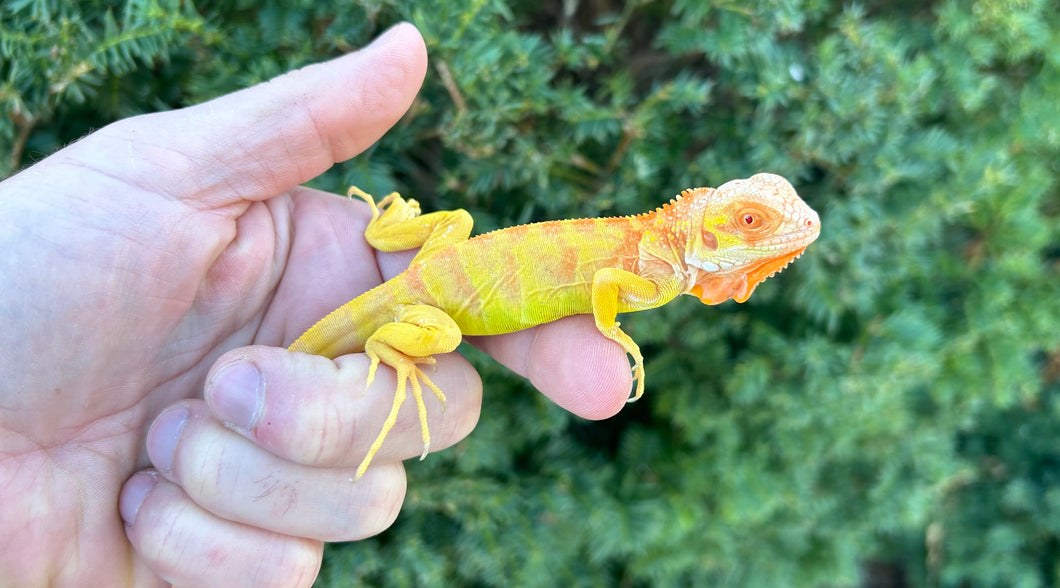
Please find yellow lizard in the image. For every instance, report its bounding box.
[289,173,820,479]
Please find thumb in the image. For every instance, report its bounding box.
[61,22,428,209]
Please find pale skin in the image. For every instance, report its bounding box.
[0,23,632,587]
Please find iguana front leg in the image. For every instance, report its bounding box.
[591,268,675,402]
[349,186,472,262]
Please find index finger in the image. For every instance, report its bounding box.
[467,315,632,420]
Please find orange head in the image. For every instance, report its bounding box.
[681,173,820,304]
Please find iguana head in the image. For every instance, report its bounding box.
[683,173,820,305]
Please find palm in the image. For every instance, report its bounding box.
[0,144,398,579]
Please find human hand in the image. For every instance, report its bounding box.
[0,23,631,587]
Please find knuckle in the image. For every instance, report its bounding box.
[130,479,323,587]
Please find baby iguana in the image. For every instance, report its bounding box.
[289,173,821,479]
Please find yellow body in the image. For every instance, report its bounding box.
[289,174,821,478]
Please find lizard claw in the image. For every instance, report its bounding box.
[353,355,449,480]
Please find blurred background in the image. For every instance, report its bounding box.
[4,0,1059,585]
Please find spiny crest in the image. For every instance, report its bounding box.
[642,186,713,221]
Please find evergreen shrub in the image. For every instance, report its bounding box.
[3,0,1059,585]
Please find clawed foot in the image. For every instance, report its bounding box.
[348,186,422,225]
[601,321,646,403]
[355,353,448,481]
[628,361,645,403]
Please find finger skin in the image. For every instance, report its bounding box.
[135,344,479,541]
[121,472,322,588]
[64,22,429,208]
[204,346,482,468]
[146,401,408,542]
[469,315,632,420]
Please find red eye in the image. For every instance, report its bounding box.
[734,205,774,236]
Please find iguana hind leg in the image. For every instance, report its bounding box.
[355,304,462,480]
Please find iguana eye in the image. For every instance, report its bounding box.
[734,205,774,236]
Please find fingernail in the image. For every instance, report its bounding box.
[148,406,187,473]
[119,471,158,525]
[209,361,263,430]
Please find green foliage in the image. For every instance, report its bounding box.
[0,0,206,174]
[5,0,1060,585]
